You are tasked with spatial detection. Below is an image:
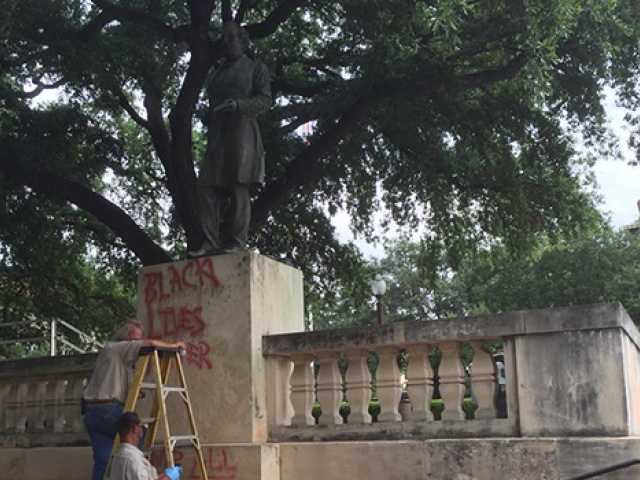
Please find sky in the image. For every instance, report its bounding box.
[593,92,640,229]
[593,156,640,228]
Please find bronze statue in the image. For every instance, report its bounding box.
[188,21,272,258]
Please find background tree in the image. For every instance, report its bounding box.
[0,78,137,343]
[1,0,640,330]
[461,227,640,322]
[361,225,640,324]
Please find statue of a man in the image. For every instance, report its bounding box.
[188,21,272,258]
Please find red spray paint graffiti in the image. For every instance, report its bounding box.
[143,258,221,369]
[144,258,220,304]
[186,341,212,370]
[151,447,238,480]
[148,305,206,339]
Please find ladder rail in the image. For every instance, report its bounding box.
[103,354,151,480]
[152,350,174,469]
[175,355,208,480]
[103,347,209,480]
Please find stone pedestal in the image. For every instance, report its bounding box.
[513,304,640,437]
[136,252,304,444]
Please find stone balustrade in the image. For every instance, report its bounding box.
[264,303,640,442]
[264,316,517,442]
[1,302,640,452]
[0,354,95,447]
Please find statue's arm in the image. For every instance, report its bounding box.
[236,62,272,116]
[204,80,218,121]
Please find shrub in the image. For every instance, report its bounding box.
[368,399,380,421]
[431,398,445,420]
[311,396,478,423]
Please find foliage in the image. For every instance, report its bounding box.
[356,225,640,324]
[431,398,478,421]
[0,237,136,346]
[460,227,640,322]
[0,76,138,334]
[370,236,468,321]
[0,164,137,341]
[1,0,640,326]
[0,342,51,360]
[310,397,477,422]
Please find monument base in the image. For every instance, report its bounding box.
[136,252,304,444]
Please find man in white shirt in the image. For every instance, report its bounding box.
[110,411,182,480]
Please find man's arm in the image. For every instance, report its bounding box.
[141,339,188,351]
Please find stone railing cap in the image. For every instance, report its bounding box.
[263,303,637,355]
[0,352,97,378]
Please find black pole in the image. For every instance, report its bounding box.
[376,296,384,325]
[564,459,640,480]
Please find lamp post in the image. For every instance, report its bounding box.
[371,275,387,325]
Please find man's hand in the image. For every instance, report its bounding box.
[213,98,238,112]
[144,339,188,351]
[164,465,183,480]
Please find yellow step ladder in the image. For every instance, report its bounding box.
[104,346,208,480]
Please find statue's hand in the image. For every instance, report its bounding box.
[213,99,238,113]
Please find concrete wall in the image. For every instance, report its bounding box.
[516,328,629,436]
[622,332,640,435]
[279,437,640,480]
[4,438,640,480]
[514,304,640,436]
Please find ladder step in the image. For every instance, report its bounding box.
[139,384,187,393]
[170,435,198,442]
[163,386,187,393]
[147,437,200,451]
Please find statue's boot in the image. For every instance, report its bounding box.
[223,245,246,254]
[186,242,223,259]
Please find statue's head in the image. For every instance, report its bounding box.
[222,21,249,60]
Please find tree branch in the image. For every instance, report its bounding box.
[89,0,187,42]
[457,53,529,90]
[165,27,216,248]
[20,79,66,99]
[253,49,530,227]
[221,0,234,21]
[0,159,171,266]
[271,78,330,97]
[252,95,373,224]
[274,103,321,134]
[245,0,308,39]
[115,89,151,130]
[77,11,117,40]
[235,0,259,23]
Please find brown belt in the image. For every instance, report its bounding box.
[83,399,123,407]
